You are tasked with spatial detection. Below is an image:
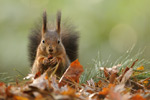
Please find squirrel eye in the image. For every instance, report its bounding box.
[42,40,45,43]
[57,40,60,44]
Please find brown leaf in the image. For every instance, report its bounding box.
[34,71,41,79]
[5,86,13,97]
[59,59,84,87]
[130,59,138,68]
[120,68,133,84]
[104,67,109,78]
[119,59,138,82]
[100,64,120,80]
[119,67,130,82]
[109,72,118,84]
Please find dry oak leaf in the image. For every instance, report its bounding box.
[59,59,84,87]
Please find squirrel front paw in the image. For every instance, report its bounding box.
[43,57,51,66]
[43,57,58,67]
[49,57,58,66]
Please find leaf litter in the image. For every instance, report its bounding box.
[0,59,150,100]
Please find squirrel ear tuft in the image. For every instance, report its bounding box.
[56,11,61,34]
[42,11,47,34]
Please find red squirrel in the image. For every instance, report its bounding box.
[28,11,79,76]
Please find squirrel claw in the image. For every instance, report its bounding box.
[43,57,58,67]
[43,58,50,66]
[50,57,58,66]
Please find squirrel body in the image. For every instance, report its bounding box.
[28,11,79,76]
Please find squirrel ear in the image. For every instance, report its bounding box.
[42,11,47,34]
[56,11,61,35]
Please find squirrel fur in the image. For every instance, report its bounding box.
[28,11,79,76]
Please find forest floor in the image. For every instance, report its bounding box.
[0,54,150,100]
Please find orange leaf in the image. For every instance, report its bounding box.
[61,87,76,97]
[13,96,29,100]
[34,71,41,79]
[131,94,146,100]
[143,80,148,84]
[99,87,109,96]
[59,59,84,87]
[35,94,43,100]
[99,84,115,96]
[96,80,102,88]
[0,82,5,86]
[136,66,144,71]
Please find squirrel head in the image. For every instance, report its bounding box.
[39,11,65,56]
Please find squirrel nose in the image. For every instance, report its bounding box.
[49,49,53,52]
[49,47,53,52]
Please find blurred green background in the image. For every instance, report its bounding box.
[0,0,150,77]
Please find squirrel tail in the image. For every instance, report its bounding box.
[28,23,41,66]
[28,13,79,66]
[61,21,79,62]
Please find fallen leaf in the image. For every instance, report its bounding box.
[0,82,6,95]
[99,87,109,96]
[35,94,43,100]
[5,86,13,97]
[108,88,121,100]
[30,73,49,90]
[13,96,29,100]
[120,68,133,84]
[95,80,102,88]
[99,84,115,96]
[61,86,76,97]
[143,80,148,84]
[119,60,138,82]
[59,59,84,87]
[100,64,121,74]
[136,66,144,71]
[34,71,41,79]
[119,67,130,82]
[51,75,59,91]
[109,71,118,84]
[87,78,95,87]
[130,59,138,68]
[131,94,146,100]
[104,67,109,78]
